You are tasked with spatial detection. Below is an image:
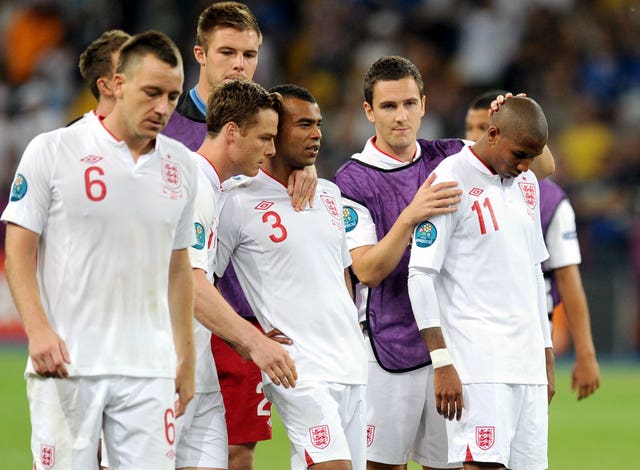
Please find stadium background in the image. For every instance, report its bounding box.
[0,0,638,467]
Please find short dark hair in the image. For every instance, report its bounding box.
[206,79,281,136]
[116,30,182,74]
[197,1,262,52]
[269,84,316,104]
[364,56,424,105]
[468,90,508,111]
[491,97,548,144]
[78,29,131,99]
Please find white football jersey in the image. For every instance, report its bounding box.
[70,110,100,127]
[543,199,581,271]
[215,170,366,385]
[187,153,224,393]
[409,146,549,384]
[2,117,197,378]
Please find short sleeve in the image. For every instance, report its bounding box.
[342,197,378,250]
[1,132,56,234]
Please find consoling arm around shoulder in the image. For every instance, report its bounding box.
[351,174,461,288]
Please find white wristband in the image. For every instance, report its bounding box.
[430,348,453,369]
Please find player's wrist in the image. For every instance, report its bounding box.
[430,348,453,369]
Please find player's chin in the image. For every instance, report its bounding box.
[142,122,165,137]
[247,164,261,177]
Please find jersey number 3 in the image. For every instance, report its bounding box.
[84,166,107,202]
[262,211,288,243]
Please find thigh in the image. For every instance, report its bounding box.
[341,384,367,470]
[509,385,548,470]
[175,391,228,469]
[28,376,106,470]
[365,338,428,465]
[211,325,272,445]
[264,381,355,469]
[103,377,176,470]
[446,384,515,467]
[411,365,461,469]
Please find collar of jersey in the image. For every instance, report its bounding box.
[189,87,207,116]
[466,145,497,176]
[352,137,422,169]
[258,168,289,191]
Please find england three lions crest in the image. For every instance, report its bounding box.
[476,426,495,450]
[518,182,536,210]
[162,155,183,199]
[320,193,342,229]
[309,425,331,449]
[40,444,55,469]
[366,425,376,447]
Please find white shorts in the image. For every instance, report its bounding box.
[175,391,228,469]
[28,375,175,470]
[263,381,366,470]
[365,336,457,468]
[447,383,548,469]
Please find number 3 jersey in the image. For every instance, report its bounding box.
[214,169,366,385]
[408,145,549,385]
[1,116,198,378]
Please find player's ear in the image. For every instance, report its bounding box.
[487,126,499,144]
[225,121,240,142]
[96,77,113,97]
[111,73,125,99]
[363,101,375,123]
[194,45,206,66]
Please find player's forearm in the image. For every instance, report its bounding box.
[536,264,553,348]
[193,270,261,353]
[351,215,414,287]
[168,249,195,365]
[4,224,49,336]
[555,265,597,358]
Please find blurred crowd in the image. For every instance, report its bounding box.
[0,0,638,355]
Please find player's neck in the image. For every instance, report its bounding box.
[261,158,295,186]
[373,136,416,163]
[195,78,210,106]
[102,113,154,162]
[94,97,115,119]
[199,138,235,182]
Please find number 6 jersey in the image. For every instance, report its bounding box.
[214,169,366,386]
[1,117,197,378]
[408,145,549,385]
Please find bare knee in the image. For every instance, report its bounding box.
[228,443,257,470]
[367,461,406,470]
[310,459,353,470]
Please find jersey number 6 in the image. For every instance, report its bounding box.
[84,166,107,202]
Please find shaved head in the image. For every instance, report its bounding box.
[491,97,548,147]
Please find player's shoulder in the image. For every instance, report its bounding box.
[417,137,467,158]
[318,178,340,195]
[157,134,197,163]
[26,125,75,150]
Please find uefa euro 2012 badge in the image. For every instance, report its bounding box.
[343,206,358,233]
[10,174,27,201]
[415,221,437,248]
[192,222,206,250]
